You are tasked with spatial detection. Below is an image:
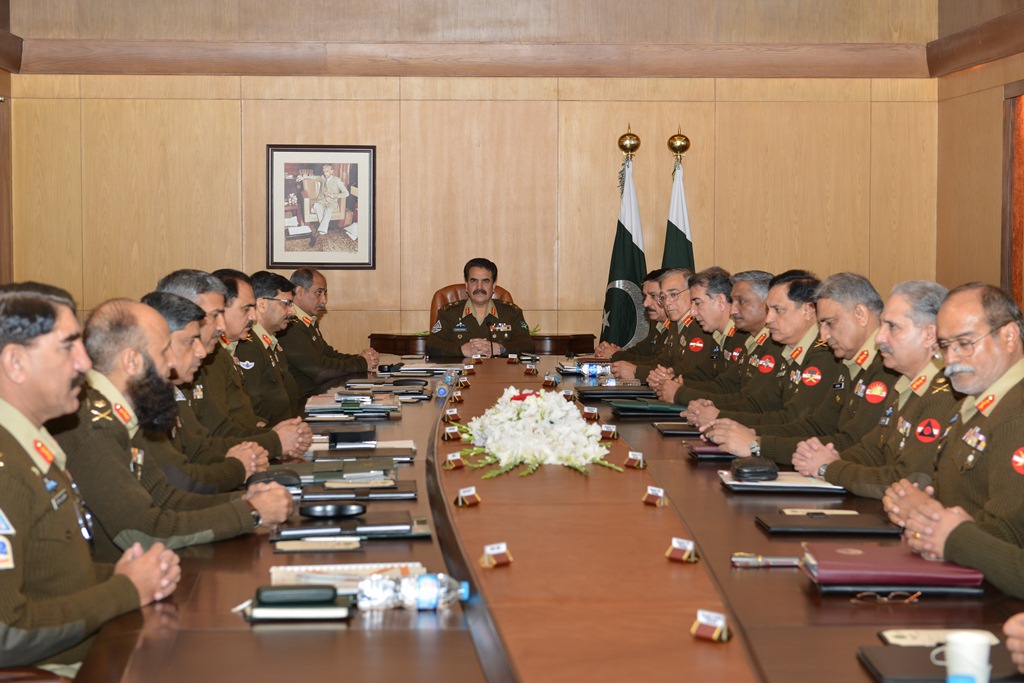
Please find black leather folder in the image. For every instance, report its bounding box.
[755,511,903,536]
[857,644,1024,682]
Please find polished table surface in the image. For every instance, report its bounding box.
[76,358,1024,682]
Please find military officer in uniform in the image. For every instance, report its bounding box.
[279,267,378,398]
[595,269,668,361]
[235,271,302,425]
[0,284,179,672]
[791,280,961,498]
[426,257,535,358]
[885,283,1024,563]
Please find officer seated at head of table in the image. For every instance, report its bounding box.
[425,257,535,358]
[882,283,1024,601]
[0,283,180,674]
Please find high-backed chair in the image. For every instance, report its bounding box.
[429,283,514,328]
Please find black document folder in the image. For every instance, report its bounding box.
[755,511,903,536]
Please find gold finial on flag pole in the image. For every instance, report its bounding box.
[668,126,690,162]
[618,124,640,160]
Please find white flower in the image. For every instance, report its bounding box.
[464,387,613,476]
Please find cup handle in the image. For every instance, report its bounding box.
[929,645,947,666]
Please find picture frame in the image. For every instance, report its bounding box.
[266,144,376,269]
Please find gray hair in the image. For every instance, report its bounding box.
[659,267,694,288]
[815,272,883,315]
[689,267,733,302]
[947,282,1024,337]
[889,280,948,328]
[156,269,228,303]
[731,270,773,301]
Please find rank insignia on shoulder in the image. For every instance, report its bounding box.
[0,536,13,570]
[239,360,256,370]
[431,321,442,333]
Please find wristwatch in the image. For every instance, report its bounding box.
[817,463,829,479]
[245,501,262,529]
[748,438,761,457]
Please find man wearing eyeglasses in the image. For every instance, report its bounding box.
[235,271,303,425]
[596,269,669,362]
[188,269,312,458]
[0,284,180,673]
[885,282,1024,571]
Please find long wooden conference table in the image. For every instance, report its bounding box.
[75,358,1024,682]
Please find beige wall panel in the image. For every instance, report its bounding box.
[402,77,557,101]
[936,87,1004,288]
[237,0,399,43]
[938,0,1024,37]
[81,75,241,100]
[557,0,713,44]
[320,310,400,354]
[710,1,934,43]
[240,99,401,313]
[871,78,937,102]
[11,98,82,298]
[73,0,239,40]
[399,0,558,42]
[242,77,400,101]
[528,309,557,335]
[79,99,241,307]
[10,0,77,38]
[11,74,79,98]
[558,78,714,102]
[715,101,870,277]
[400,100,558,312]
[938,52,1024,101]
[717,79,870,102]
[400,310,431,335]
[868,102,937,295]
[557,101,715,312]
[558,309,604,337]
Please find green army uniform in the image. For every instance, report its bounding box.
[636,314,722,383]
[715,324,842,426]
[610,321,670,364]
[943,522,1024,599]
[278,304,368,398]
[235,322,301,426]
[51,379,255,564]
[426,298,535,357]
[930,358,1024,548]
[191,340,284,455]
[0,398,140,668]
[672,326,785,404]
[824,361,962,498]
[176,387,282,461]
[759,340,900,464]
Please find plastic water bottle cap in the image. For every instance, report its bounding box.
[458,581,470,601]
[437,385,449,397]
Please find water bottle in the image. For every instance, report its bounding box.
[436,372,458,398]
[357,573,470,611]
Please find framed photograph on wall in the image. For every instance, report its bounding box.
[266,144,376,269]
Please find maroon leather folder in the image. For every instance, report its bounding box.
[802,541,984,588]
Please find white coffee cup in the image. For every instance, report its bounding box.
[929,630,993,683]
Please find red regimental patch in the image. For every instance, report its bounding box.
[801,367,822,386]
[759,355,775,374]
[916,418,940,443]
[689,337,704,352]
[1013,448,1024,476]
[864,381,888,404]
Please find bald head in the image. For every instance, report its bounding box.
[85,299,173,381]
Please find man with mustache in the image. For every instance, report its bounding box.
[190,269,312,457]
[791,280,961,496]
[427,257,535,358]
[686,270,838,428]
[0,284,179,673]
[51,299,293,564]
[135,291,265,493]
[278,267,379,398]
[156,269,297,461]
[885,283,1024,572]
[235,271,303,424]
[702,272,897,461]
[595,269,668,362]
[662,270,783,405]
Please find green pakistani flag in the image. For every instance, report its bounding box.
[662,159,695,270]
[600,158,649,347]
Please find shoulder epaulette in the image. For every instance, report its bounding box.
[442,300,462,310]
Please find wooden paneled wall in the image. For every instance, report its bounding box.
[936,53,1024,288]
[10,74,937,352]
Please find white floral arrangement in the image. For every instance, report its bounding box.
[458,387,622,477]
